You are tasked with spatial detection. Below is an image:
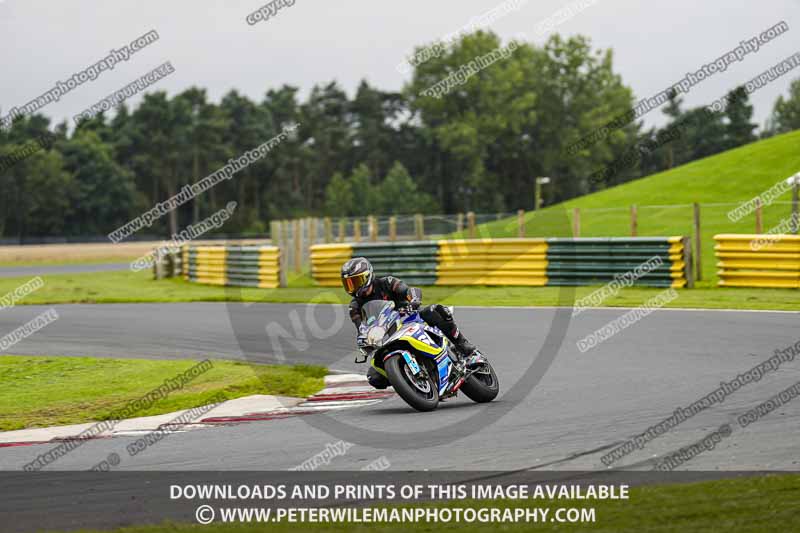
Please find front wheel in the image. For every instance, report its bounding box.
[460,362,500,403]
[385,355,439,412]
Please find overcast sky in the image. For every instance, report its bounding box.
[1,0,799,131]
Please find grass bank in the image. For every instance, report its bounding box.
[0,355,326,431]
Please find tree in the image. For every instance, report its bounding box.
[769,77,800,134]
[376,161,438,214]
[723,86,757,149]
[324,172,352,217]
[60,130,136,235]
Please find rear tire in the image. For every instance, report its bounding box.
[385,355,439,412]
[460,362,499,403]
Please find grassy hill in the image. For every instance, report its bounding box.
[465,129,800,282]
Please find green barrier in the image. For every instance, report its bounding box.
[545,237,690,288]
[352,242,439,286]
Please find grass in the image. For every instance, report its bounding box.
[0,355,326,431]
[62,473,800,532]
[0,257,133,267]
[456,129,800,282]
[0,269,799,310]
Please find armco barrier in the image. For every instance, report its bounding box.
[715,234,800,288]
[182,244,282,288]
[545,237,690,288]
[310,237,692,288]
[437,239,548,286]
[310,242,438,287]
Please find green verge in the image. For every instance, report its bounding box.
[63,474,800,533]
[1,270,799,311]
[0,355,326,431]
[0,257,135,267]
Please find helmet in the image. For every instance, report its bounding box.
[341,257,374,297]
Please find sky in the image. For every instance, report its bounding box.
[1,0,799,131]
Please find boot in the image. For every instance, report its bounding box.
[451,332,487,369]
[453,334,476,357]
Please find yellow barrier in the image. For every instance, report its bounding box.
[310,243,354,287]
[437,239,548,286]
[715,234,800,288]
[183,245,282,288]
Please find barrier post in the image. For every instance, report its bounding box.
[166,251,177,278]
[517,209,525,237]
[693,203,702,281]
[573,208,581,237]
[630,204,638,236]
[353,219,362,242]
[415,214,424,240]
[389,216,397,242]
[338,219,346,242]
[467,212,476,238]
[456,213,464,233]
[323,217,333,243]
[683,236,694,289]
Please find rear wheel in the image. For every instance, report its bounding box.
[385,354,439,412]
[460,362,499,403]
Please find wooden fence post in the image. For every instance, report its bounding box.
[293,219,302,273]
[414,214,424,240]
[302,218,311,269]
[456,213,464,233]
[278,226,288,288]
[389,216,397,242]
[693,202,702,281]
[353,219,362,242]
[630,204,638,237]
[338,219,346,242]
[323,217,333,243]
[517,209,525,238]
[573,208,581,237]
[368,215,378,241]
[467,212,476,238]
[282,220,290,265]
[755,198,763,234]
[309,218,317,246]
[270,220,279,246]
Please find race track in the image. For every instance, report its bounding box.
[1,303,798,473]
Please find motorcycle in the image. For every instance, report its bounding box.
[354,299,499,412]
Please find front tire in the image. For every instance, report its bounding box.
[385,355,439,412]
[460,362,499,403]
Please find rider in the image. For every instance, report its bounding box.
[341,257,484,389]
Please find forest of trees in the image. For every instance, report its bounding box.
[1,31,798,241]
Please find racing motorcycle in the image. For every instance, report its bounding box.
[355,299,499,412]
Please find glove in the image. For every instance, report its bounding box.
[396,305,410,316]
